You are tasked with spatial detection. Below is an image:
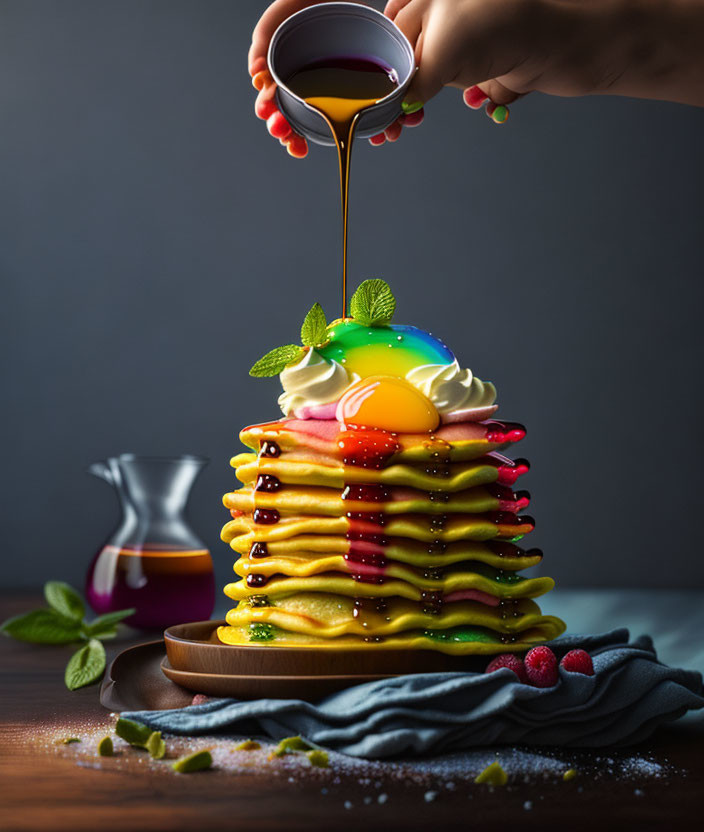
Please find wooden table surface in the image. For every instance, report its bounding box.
[1,592,703,832]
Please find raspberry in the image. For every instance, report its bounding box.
[560,649,595,676]
[485,653,528,683]
[524,645,559,688]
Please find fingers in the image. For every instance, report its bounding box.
[384,0,413,21]
[476,79,521,106]
[463,84,520,124]
[249,0,327,74]
[368,106,424,147]
[251,53,308,158]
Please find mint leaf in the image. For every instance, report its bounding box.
[1,609,82,644]
[83,608,135,638]
[64,638,106,690]
[349,279,396,326]
[300,303,328,347]
[44,581,85,622]
[249,345,305,378]
[115,717,153,746]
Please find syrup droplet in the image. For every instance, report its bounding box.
[255,474,282,493]
[337,427,399,469]
[246,573,270,588]
[253,508,280,525]
[250,542,269,558]
[259,440,281,458]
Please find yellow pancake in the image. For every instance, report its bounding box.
[222,513,531,546]
[225,594,548,636]
[233,454,510,493]
[224,570,553,603]
[224,532,542,570]
[233,554,544,585]
[216,621,565,655]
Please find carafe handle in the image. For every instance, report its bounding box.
[88,461,117,487]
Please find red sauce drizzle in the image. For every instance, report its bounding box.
[485,420,526,444]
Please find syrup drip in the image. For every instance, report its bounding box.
[493,456,530,486]
[423,436,452,478]
[341,483,391,503]
[428,491,450,503]
[253,508,280,525]
[344,550,388,569]
[429,515,447,532]
[485,484,531,511]
[285,57,399,316]
[255,474,282,493]
[338,428,400,469]
[352,597,389,633]
[250,541,269,558]
[259,440,281,458]
[427,540,447,555]
[485,421,526,445]
[420,590,444,616]
[246,573,271,588]
[422,567,444,581]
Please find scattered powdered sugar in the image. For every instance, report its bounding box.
[29,718,683,812]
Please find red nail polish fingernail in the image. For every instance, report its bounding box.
[464,86,488,109]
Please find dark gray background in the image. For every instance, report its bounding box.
[2,0,702,593]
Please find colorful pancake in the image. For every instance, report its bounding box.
[218,280,566,654]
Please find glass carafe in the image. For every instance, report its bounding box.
[85,454,214,630]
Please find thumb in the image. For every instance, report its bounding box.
[400,36,447,111]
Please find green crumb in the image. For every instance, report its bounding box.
[474,761,508,786]
[306,749,329,768]
[271,736,313,758]
[146,731,166,760]
[233,740,261,751]
[563,768,578,781]
[97,736,113,757]
[171,749,213,773]
[248,622,276,642]
[115,717,152,747]
[57,737,81,745]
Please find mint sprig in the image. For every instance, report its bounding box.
[0,581,135,690]
[300,302,328,347]
[349,279,396,326]
[249,344,305,378]
[64,638,105,691]
[45,580,85,621]
[248,280,398,380]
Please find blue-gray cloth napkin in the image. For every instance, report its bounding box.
[124,629,704,759]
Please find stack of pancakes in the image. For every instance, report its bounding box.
[218,416,565,654]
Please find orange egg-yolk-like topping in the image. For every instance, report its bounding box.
[336,375,440,433]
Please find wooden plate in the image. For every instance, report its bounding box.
[164,619,487,678]
[160,656,397,699]
[100,640,197,712]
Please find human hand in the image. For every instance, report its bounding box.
[386,0,704,120]
[250,0,704,157]
[248,0,426,158]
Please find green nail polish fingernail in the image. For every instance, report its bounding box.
[490,105,508,124]
[401,101,423,115]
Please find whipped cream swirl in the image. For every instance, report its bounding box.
[406,360,496,413]
[278,349,351,416]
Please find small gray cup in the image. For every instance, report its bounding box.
[267,2,415,146]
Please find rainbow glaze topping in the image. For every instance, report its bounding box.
[219,281,565,652]
[319,320,454,378]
